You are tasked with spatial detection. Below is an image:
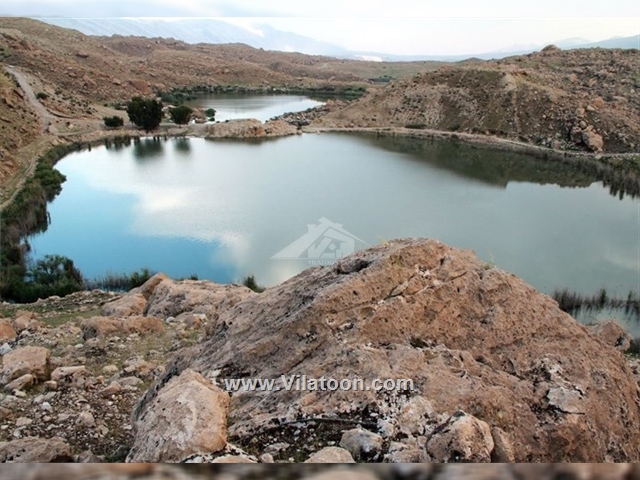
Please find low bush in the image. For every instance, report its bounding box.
[103,116,124,128]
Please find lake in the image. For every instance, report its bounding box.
[28,131,640,334]
[184,93,324,122]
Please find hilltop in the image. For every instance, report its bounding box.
[312,46,640,153]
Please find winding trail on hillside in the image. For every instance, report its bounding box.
[4,66,54,133]
[0,66,57,211]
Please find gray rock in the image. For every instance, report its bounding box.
[339,428,384,461]
[426,411,494,463]
[305,446,355,463]
[4,374,35,393]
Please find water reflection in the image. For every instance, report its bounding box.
[133,137,164,160]
[174,138,192,155]
[365,134,598,189]
[30,134,640,335]
[365,133,640,199]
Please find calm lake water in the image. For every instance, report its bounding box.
[184,93,324,122]
[28,115,640,333]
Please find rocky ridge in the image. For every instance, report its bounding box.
[312,47,640,153]
[2,239,640,464]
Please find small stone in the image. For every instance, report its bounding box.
[305,446,355,463]
[0,407,11,421]
[260,453,274,463]
[41,402,52,412]
[77,411,96,428]
[77,450,101,463]
[426,411,494,463]
[102,365,119,376]
[119,376,143,387]
[44,381,58,391]
[15,417,32,427]
[339,428,384,461]
[4,374,35,392]
[0,343,12,356]
[51,366,87,382]
[101,381,121,398]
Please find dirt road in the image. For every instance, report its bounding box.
[4,65,54,133]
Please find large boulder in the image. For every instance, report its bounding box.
[0,437,72,462]
[133,272,170,299]
[425,411,494,462]
[101,293,147,317]
[1,346,50,384]
[0,319,16,342]
[589,320,632,353]
[127,369,230,462]
[145,278,254,318]
[134,239,640,462]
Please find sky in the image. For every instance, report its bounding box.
[1,0,639,55]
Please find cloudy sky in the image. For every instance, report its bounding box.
[2,0,639,55]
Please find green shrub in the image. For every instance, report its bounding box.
[205,108,216,120]
[103,116,124,128]
[242,274,265,293]
[168,105,193,125]
[35,92,49,100]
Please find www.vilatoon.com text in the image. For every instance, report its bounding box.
[214,375,415,393]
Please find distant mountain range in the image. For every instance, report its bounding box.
[39,17,639,61]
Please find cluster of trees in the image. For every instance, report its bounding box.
[126,97,164,132]
[103,96,217,131]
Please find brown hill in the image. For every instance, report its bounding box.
[0,17,439,204]
[0,69,39,185]
[0,18,435,105]
[313,48,640,153]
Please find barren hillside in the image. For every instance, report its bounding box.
[0,70,40,183]
[314,46,640,153]
[0,18,434,105]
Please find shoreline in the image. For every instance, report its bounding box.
[2,119,639,214]
[302,125,640,163]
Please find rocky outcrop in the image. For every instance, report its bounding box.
[312,49,640,153]
[80,316,164,340]
[0,320,16,342]
[134,238,640,462]
[144,277,254,319]
[0,436,72,462]
[425,411,494,462]
[1,346,50,384]
[204,119,297,139]
[589,319,632,352]
[127,369,230,462]
[101,293,146,317]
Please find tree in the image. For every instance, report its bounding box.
[205,108,216,121]
[126,97,164,132]
[28,254,83,287]
[168,105,193,126]
[103,116,124,128]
